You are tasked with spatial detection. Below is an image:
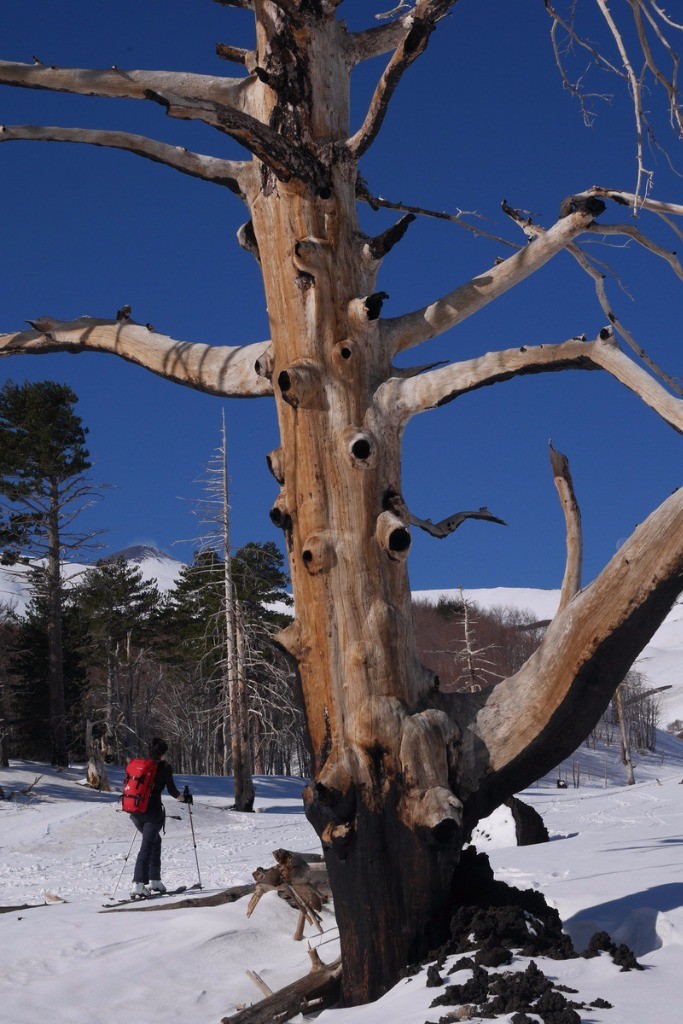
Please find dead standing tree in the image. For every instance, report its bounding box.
[2,0,683,1005]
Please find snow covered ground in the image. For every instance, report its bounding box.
[2,737,683,1024]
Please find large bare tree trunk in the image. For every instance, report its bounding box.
[2,0,683,1006]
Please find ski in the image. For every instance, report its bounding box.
[102,884,195,908]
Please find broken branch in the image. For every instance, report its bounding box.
[549,443,583,612]
[0,317,272,399]
[0,59,248,109]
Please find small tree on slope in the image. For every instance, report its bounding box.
[1,2,683,1004]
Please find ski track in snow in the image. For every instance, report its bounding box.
[2,745,683,1023]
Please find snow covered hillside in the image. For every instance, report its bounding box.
[416,586,683,728]
[1,745,683,1024]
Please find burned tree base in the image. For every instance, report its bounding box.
[305,781,463,1005]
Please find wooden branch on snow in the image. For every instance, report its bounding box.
[0,317,273,399]
[246,849,329,939]
[0,125,249,196]
[549,443,582,613]
[221,949,341,1024]
[101,882,256,913]
[383,329,683,434]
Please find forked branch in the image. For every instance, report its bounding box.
[381,203,605,354]
[0,318,272,399]
[347,6,436,159]
[346,0,459,65]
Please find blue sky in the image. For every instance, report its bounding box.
[0,0,681,590]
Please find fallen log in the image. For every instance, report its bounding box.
[221,949,341,1024]
[100,883,255,913]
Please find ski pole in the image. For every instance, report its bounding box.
[183,785,202,889]
[108,829,139,897]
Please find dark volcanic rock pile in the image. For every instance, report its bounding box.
[419,848,639,1023]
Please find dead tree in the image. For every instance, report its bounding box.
[2,1,683,1006]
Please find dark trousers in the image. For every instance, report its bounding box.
[131,813,164,882]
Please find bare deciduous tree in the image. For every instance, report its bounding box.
[1,1,683,1004]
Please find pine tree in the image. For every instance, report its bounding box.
[0,380,97,766]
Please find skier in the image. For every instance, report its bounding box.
[128,737,190,898]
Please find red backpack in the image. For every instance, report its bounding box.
[122,758,158,814]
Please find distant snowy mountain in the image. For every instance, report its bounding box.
[2,558,682,726]
[0,545,184,616]
[104,545,185,593]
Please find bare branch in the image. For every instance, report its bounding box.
[504,189,683,397]
[355,178,521,249]
[346,1,458,65]
[595,0,652,200]
[216,43,254,68]
[384,329,683,433]
[584,185,683,218]
[0,317,272,399]
[347,2,460,159]
[381,204,605,354]
[0,125,250,196]
[345,19,412,65]
[213,0,254,9]
[587,221,683,281]
[365,214,416,260]
[565,240,683,396]
[146,88,331,193]
[384,490,506,539]
[648,1,683,31]
[549,443,583,612]
[0,59,250,110]
[630,0,683,139]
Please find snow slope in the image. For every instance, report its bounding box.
[2,742,683,1024]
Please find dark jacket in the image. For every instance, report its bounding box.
[145,760,181,818]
